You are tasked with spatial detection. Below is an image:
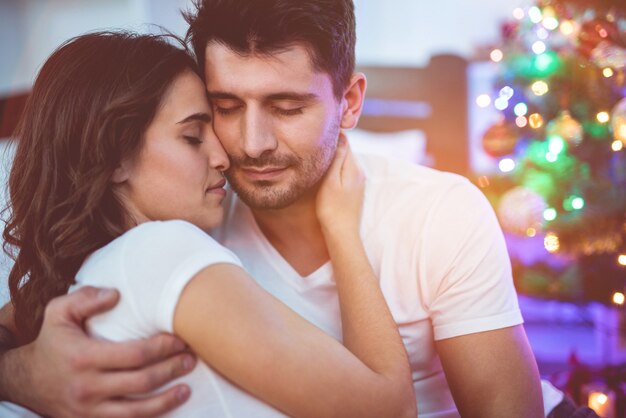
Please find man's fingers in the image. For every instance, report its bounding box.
[89,333,189,369]
[99,353,196,396]
[95,384,191,418]
[46,286,120,326]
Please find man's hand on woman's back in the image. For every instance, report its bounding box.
[0,286,195,418]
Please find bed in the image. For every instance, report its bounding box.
[0,54,470,175]
[355,54,469,175]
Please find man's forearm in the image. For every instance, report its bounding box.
[0,324,17,352]
[0,325,26,404]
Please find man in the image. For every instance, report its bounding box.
[0,0,543,417]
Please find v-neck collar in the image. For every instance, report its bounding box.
[241,205,334,288]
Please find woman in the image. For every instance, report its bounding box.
[4,32,416,418]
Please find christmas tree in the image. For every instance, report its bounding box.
[478,0,626,306]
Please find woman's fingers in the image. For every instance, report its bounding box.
[327,132,349,182]
[340,138,364,187]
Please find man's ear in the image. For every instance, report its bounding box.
[340,73,367,130]
[111,160,132,184]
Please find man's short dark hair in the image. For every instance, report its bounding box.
[184,0,356,98]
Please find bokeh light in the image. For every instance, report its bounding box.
[597,112,610,123]
[490,49,504,63]
[532,81,549,96]
[476,94,491,108]
[529,113,544,128]
[544,233,560,252]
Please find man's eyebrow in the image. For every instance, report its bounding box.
[207,91,319,102]
[265,93,319,101]
[206,91,240,100]
[176,112,211,124]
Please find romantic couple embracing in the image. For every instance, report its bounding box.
[0,1,545,417]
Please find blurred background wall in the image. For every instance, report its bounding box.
[0,0,523,96]
[3,2,626,415]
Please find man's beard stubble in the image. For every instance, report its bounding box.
[225,120,341,210]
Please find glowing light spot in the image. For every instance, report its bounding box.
[614,292,626,305]
[537,28,549,40]
[513,8,525,20]
[588,392,610,412]
[526,228,537,237]
[529,113,544,129]
[572,197,584,210]
[597,112,610,123]
[528,6,542,23]
[619,254,626,266]
[543,208,557,221]
[515,116,528,128]
[532,41,547,55]
[612,140,624,152]
[543,17,559,31]
[597,25,608,38]
[494,97,509,110]
[499,86,515,100]
[560,20,575,36]
[603,68,614,78]
[532,81,549,96]
[544,233,560,252]
[514,103,528,117]
[617,124,626,143]
[548,136,565,154]
[476,94,491,108]
[490,49,504,63]
[546,152,558,162]
[499,158,516,173]
[477,176,490,188]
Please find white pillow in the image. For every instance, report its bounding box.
[346,128,429,165]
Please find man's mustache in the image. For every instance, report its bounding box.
[228,153,301,169]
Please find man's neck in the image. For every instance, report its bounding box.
[250,192,329,277]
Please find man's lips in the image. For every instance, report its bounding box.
[239,166,288,181]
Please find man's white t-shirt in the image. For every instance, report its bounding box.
[212,153,524,418]
[71,220,288,418]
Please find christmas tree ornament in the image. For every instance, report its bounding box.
[529,113,545,128]
[481,120,519,157]
[485,0,626,305]
[577,18,620,58]
[497,187,547,235]
[546,111,584,146]
[590,41,626,69]
[611,97,626,144]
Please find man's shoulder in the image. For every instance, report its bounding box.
[356,152,467,190]
[356,153,474,213]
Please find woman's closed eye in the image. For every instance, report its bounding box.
[183,135,203,145]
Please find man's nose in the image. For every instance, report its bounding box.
[242,107,278,158]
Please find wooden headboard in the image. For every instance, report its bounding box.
[357,54,469,175]
[0,91,28,139]
[1,54,469,174]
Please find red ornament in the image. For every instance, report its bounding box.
[501,21,519,41]
[481,121,519,157]
[578,18,621,58]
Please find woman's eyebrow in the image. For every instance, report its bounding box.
[177,112,211,124]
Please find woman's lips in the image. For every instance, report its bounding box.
[240,166,288,181]
[206,179,226,196]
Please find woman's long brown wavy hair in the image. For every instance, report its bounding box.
[3,31,199,344]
